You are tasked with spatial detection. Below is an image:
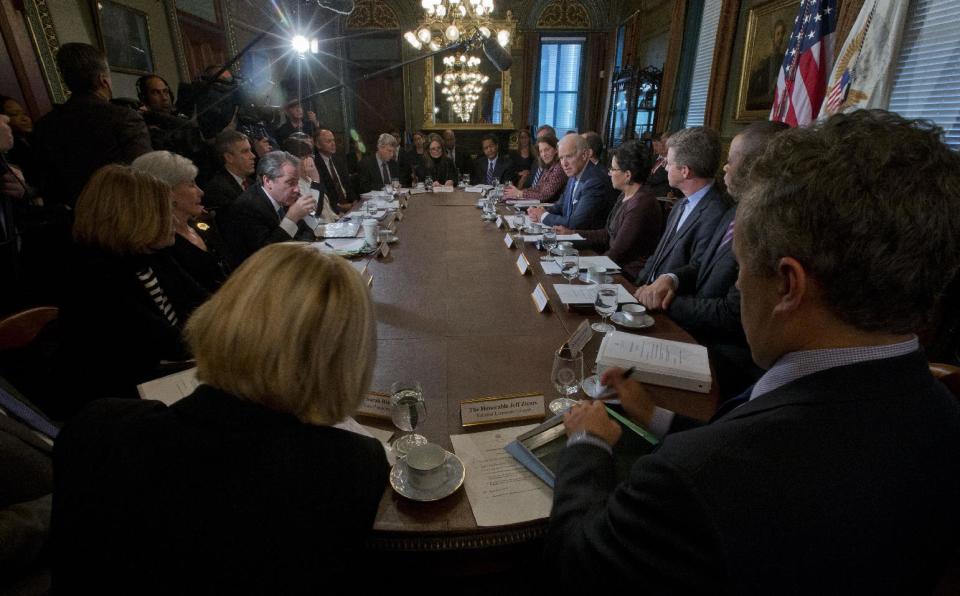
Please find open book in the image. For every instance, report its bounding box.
[596,331,712,393]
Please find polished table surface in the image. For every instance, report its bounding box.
[356,190,719,551]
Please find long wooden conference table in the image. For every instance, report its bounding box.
[354,189,719,563]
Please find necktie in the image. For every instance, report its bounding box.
[241,178,249,191]
[720,219,735,246]
[0,385,58,439]
[647,198,688,283]
[326,159,346,204]
[531,167,543,187]
[486,160,496,185]
[672,198,690,233]
[276,206,285,221]
[381,161,391,186]
[570,178,581,205]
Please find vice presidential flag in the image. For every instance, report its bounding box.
[770,0,838,127]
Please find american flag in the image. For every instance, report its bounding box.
[825,67,852,112]
[770,0,838,127]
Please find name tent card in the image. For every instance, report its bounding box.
[531,283,550,312]
[565,319,593,355]
[516,253,531,275]
[503,233,515,249]
[356,391,392,420]
[460,393,546,427]
[378,241,390,258]
[496,215,504,228]
[396,210,404,222]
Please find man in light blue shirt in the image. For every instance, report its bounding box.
[546,110,960,592]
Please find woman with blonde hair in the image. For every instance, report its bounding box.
[55,164,207,417]
[52,243,388,592]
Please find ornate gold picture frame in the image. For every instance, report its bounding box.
[735,0,796,121]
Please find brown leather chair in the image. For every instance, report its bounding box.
[0,306,58,350]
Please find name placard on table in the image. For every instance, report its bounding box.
[495,215,504,228]
[503,233,515,249]
[460,392,545,427]
[531,283,550,312]
[516,253,530,275]
[356,391,392,420]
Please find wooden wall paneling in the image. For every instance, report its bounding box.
[0,0,52,116]
[584,31,608,132]
[520,29,539,128]
[703,0,742,130]
[654,0,687,134]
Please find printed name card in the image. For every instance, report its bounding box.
[356,391,391,420]
[566,319,593,355]
[460,393,546,427]
[496,215,504,228]
[378,241,390,258]
[516,253,530,275]
[503,233,515,248]
[531,283,550,312]
[396,209,404,222]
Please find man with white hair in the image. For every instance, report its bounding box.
[357,133,400,194]
[527,133,614,230]
[220,151,317,264]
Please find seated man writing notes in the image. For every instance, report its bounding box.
[546,110,960,593]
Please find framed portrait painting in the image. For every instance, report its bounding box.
[735,0,797,121]
[90,0,155,75]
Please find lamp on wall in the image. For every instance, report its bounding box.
[435,52,489,122]
[405,0,511,53]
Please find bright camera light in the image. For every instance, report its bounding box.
[291,35,310,54]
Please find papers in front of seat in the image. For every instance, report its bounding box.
[321,220,360,238]
[369,199,400,210]
[137,368,200,405]
[313,238,366,255]
[465,185,492,193]
[522,233,585,242]
[552,284,637,305]
[450,424,553,526]
[506,199,542,207]
[596,331,712,393]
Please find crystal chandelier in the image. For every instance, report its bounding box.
[436,53,489,122]
[405,0,511,52]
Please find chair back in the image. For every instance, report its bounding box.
[0,307,59,351]
[930,363,960,595]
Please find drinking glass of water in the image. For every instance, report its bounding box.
[561,249,580,283]
[424,175,434,190]
[391,177,401,195]
[549,346,583,414]
[461,173,470,187]
[592,284,618,333]
[542,228,557,254]
[390,380,428,455]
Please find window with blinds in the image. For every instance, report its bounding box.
[888,0,960,148]
[683,0,722,128]
[537,38,585,132]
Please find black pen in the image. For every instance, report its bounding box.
[592,366,637,400]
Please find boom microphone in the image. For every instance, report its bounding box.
[481,35,512,72]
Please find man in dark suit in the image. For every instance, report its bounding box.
[470,135,517,186]
[31,43,152,207]
[442,129,472,183]
[581,131,606,172]
[645,131,672,197]
[314,128,357,213]
[527,133,615,230]
[634,126,729,286]
[356,133,400,195]
[546,110,960,592]
[637,122,789,398]
[202,130,256,223]
[220,151,316,265]
[0,377,57,594]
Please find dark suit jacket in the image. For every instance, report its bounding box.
[471,153,518,186]
[578,187,664,280]
[356,155,399,195]
[201,167,248,222]
[645,157,671,197]
[635,184,729,284]
[51,385,389,594]
[316,152,357,211]
[447,148,472,183]
[54,248,207,417]
[666,204,741,342]
[31,93,152,206]
[541,161,615,230]
[414,155,458,186]
[219,185,314,265]
[547,350,960,592]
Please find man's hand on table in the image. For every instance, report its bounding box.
[553,225,573,235]
[600,367,657,428]
[563,401,621,447]
[527,206,546,222]
[634,274,676,311]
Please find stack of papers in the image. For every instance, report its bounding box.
[313,238,367,256]
[596,331,712,393]
[507,199,543,207]
[321,220,360,238]
[465,185,492,193]
[552,284,637,305]
[360,190,391,199]
[522,233,584,242]
[540,256,621,275]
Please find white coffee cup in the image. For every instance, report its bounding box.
[405,443,447,490]
[362,218,378,246]
[621,303,647,321]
